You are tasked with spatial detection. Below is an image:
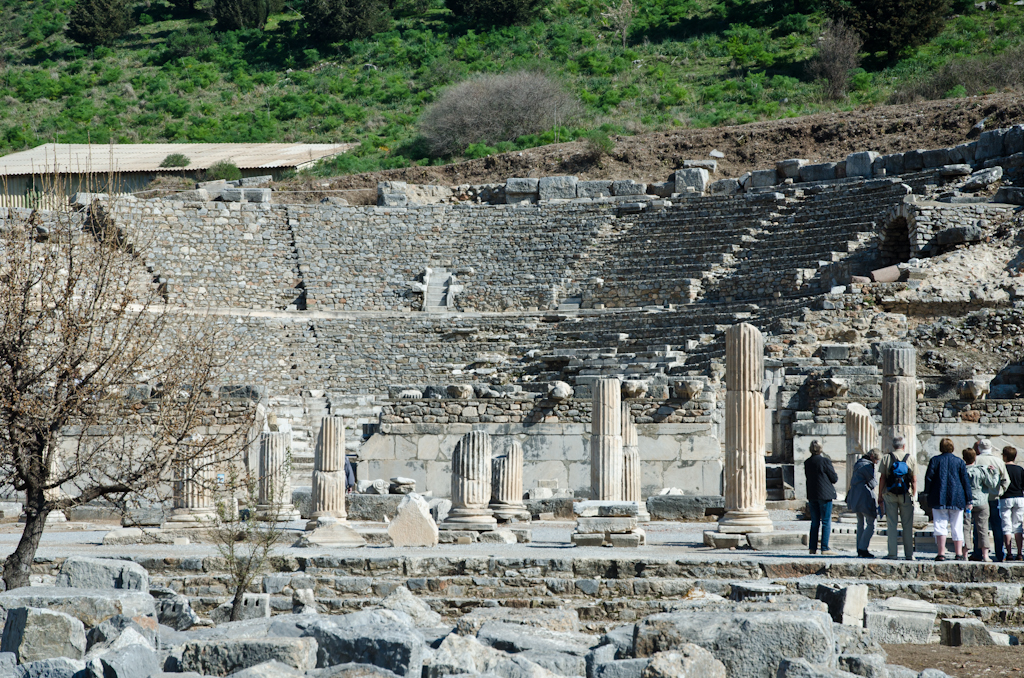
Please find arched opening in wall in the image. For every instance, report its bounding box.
[879,216,911,266]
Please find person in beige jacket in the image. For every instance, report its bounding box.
[975,439,1011,561]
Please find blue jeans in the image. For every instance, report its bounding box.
[808,500,833,552]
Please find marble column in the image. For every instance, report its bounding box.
[719,323,773,534]
[621,402,650,521]
[443,430,497,529]
[490,441,530,522]
[166,447,216,524]
[880,343,918,473]
[307,417,348,530]
[42,446,67,523]
[591,378,623,501]
[845,403,879,492]
[257,431,301,522]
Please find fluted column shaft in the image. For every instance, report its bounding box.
[845,403,879,491]
[309,417,347,528]
[258,431,299,521]
[168,446,215,523]
[591,378,623,501]
[622,402,642,503]
[719,323,773,533]
[880,343,918,474]
[445,431,496,527]
[491,442,524,506]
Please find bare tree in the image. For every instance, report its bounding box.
[418,71,580,157]
[209,459,289,622]
[807,20,863,100]
[0,188,253,590]
[601,0,634,49]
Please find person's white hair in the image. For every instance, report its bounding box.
[892,436,906,450]
[978,439,993,454]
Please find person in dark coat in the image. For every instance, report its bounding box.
[847,448,881,558]
[344,455,356,492]
[805,439,839,555]
[924,437,972,561]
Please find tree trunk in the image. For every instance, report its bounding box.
[230,583,246,621]
[3,490,50,590]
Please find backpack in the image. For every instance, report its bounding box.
[888,453,912,495]
[976,460,1001,496]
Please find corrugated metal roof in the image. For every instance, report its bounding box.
[0,143,357,176]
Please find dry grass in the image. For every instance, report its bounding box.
[891,46,1024,104]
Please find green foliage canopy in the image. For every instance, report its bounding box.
[304,0,393,43]
[444,0,545,26]
[210,0,272,31]
[65,0,133,46]
[828,0,952,59]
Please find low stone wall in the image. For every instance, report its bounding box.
[356,420,722,499]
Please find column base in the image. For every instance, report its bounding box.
[255,504,302,523]
[45,511,67,524]
[441,507,497,531]
[305,511,348,531]
[164,509,217,525]
[718,508,774,534]
[489,502,532,523]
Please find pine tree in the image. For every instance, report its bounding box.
[445,0,544,26]
[827,0,951,60]
[65,0,133,47]
[304,0,392,44]
[210,0,272,31]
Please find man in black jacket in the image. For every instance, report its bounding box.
[805,439,839,555]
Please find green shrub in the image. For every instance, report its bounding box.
[164,26,216,59]
[210,0,272,31]
[944,84,967,98]
[66,0,134,47]
[582,129,615,158]
[303,0,392,43]
[160,153,191,168]
[206,161,242,181]
[445,0,545,26]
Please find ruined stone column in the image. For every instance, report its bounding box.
[490,441,530,522]
[719,323,773,534]
[42,447,67,524]
[307,417,348,530]
[881,343,918,472]
[621,402,650,521]
[845,403,879,492]
[257,431,301,522]
[166,436,216,525]
[591,378,623,501]
[443,430,497,529]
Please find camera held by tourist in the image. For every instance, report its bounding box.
[805,440,838,556]
[847,448,881,558]
[924,438,972,561]
[878,436,917,561]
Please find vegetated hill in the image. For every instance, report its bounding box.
[272,91,1024,201]
[1,0,1023,177]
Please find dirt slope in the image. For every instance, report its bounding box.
[284,93,1024,201]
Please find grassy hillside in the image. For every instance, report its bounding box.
[1,0,1022,176]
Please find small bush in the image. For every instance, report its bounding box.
[160,153,191,168]
[582,129,615,159]
[445,0,545,26]
[304,0,392,43]
[806,20,862,100]
[206,161,242,181]
[66,0,134,47]
[418,71,580,157]
[164,26,215,59]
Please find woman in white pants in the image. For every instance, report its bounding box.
[999,446,1024,560]
[924,438,972,561]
